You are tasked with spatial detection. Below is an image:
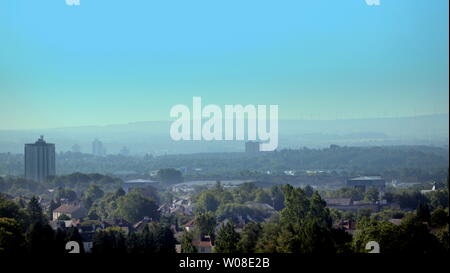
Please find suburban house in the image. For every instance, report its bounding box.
[192,235,214,253]
[52,203,88,220]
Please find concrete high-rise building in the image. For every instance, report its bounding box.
[92,139,106,156]
[25,135,56,182]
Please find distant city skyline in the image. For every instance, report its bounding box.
[0,0,448,130]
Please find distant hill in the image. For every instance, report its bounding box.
[0,114,447,155]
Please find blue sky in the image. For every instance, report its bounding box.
[0,0,448,129]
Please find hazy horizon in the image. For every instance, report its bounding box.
[0,113,447,155]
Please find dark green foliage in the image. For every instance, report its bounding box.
[238,222,262,253]
[57,214,71,220]
[364,187,380,203]
[55,188,77,202]
[431,208,448,227]
[125,223,177,254]
[214,221,240,253]
[303,185,314,198]
[157,168,183,185]
[27,222,63,254]
[180,231,197,253]
[269,185,285,210]
[26,196,46,225]
[195,211,216,236]
[82,184,104,209]
[216,203,271,222]
[416,202,431,223]
[115,192,159,223]
[385,190,430,209]
[0,217,26,254]
[196,191,220,213]
[92,227,127,254]
[353,217,445,254]
[130,186,160,204]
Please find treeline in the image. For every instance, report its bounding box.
[0,145,448,181]
[0,173,122,198]
[92,224,177,254]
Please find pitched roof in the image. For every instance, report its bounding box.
[53,204,84,214]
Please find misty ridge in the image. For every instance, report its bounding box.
[0,114,448,155]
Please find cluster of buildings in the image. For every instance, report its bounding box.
[159,198,195,216]
[48,201,165,253]
[24,136,134,183]
[324,176,392,212]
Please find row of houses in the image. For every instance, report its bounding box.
[49,216,164,252]
[159,198,195,216]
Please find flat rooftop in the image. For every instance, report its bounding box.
[124,179,158,184]
[349,176,384,181]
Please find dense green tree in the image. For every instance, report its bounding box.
[196,191,220,213]
[280,185,309,225]
[308,191,332,228]
[303,185,314,198]
[397,216,444,253]
[269,185,285,211]
[47,199,59,221]
[89,191,121,220]
[431,208,448,227]
[330,187,364,201]
[216,202,271,222]
[157,168,183,185]
[26,196,46,225]
[55,188,77,202]
[92,227,127,254]
[427,189,449,209]
[417,202,431,223]
[126,231,144,253]
[238,222,262,253]
[180,231,197,253]
[365,187,380,203]
[115,187,126,197]
[141,224,157,253]
[154,224,177,253]
[254,190,272,206]
[130,186,160,204]
[0,217,26,254]
[330,228,353,254]
[435,225,449,252]
[353,217,445,254]
[195,211,216,236]
[0,196,28,229]
[115,192,159,223]
[27,222,60,254]
[214,221,240,253]
[82,184,104,208]
[254,221,281,253]
[353,220,401,253]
